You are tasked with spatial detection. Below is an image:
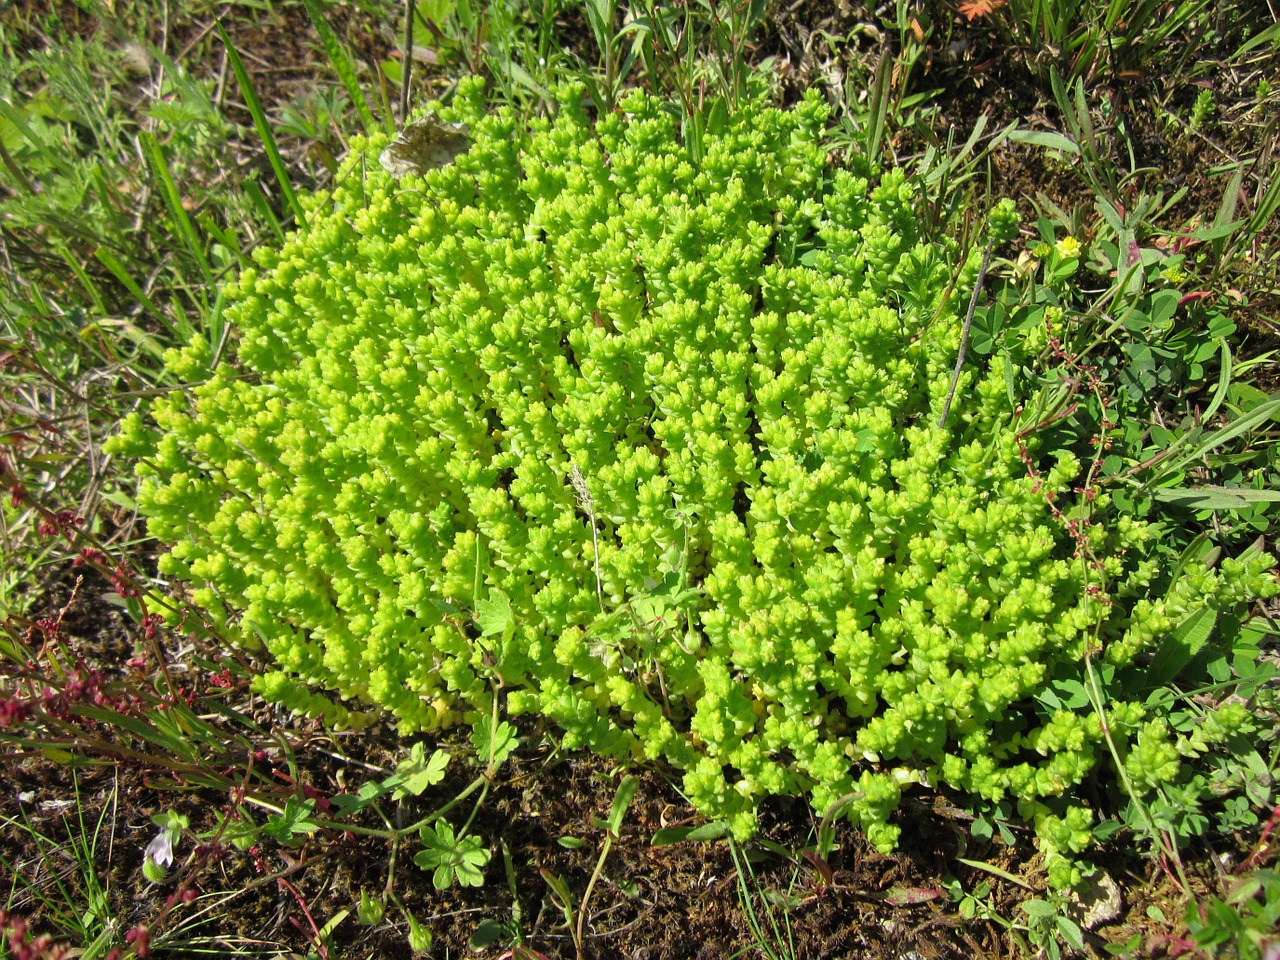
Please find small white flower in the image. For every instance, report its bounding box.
[145,830,174,868]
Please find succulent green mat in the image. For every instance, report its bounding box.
[108,77,1278,886]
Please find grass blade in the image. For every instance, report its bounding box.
[94,247,169,329]
[56,246,109,314]
[138,130,215,300]
[1137,395,1280,493]
[244,177,286,243]
[301,0,380,136]
[1183,396,1280,462]
[1232,19,1280,57]
[1203,338,1232,423]
[1152,486,1280,509]
[216,19,307,228]
[956,857,1035,890]
[1145,604,1218,686]
[864,52,892,166]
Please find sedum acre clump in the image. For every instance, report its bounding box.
[111,78,1275,880]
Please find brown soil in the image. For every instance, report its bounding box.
[0,602,1228,960]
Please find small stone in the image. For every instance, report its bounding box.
[1069,871,1123,929]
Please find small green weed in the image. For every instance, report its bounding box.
[725,838,801,960]
[945,866,1087,960]
[1190,87,1217,129]
[1,773,119,958]
[539,775,639,960]
[1186,867,1280,959]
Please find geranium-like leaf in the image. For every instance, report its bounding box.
[263,797,319,844]
[391,742,450,799]
[475,588,514,639]
[415,820,491,889]
[471,716,517,767]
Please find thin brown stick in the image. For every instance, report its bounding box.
[938,238,995,429]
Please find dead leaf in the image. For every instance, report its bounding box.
[379,117,470,177]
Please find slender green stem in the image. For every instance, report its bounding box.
[574,830,620,960]
[311,772,489,840]
[0,135,35,194]
[939,238,995,428]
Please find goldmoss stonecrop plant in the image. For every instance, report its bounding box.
[108,76,1279,886]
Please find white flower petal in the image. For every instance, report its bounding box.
[145,831,173,867]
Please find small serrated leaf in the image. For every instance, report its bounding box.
[415,820,491,889]
[391,743,450,799]
[263,796,319,844]
[475,588,514,638]
[472,716,517,767]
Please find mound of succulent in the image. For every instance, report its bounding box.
[110,78,1275,881]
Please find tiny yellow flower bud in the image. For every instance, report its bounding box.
[1055,235,1082,258]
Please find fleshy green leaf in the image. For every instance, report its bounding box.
[651,820,730,845]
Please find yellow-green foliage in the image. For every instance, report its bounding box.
[109,78,1276,876]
